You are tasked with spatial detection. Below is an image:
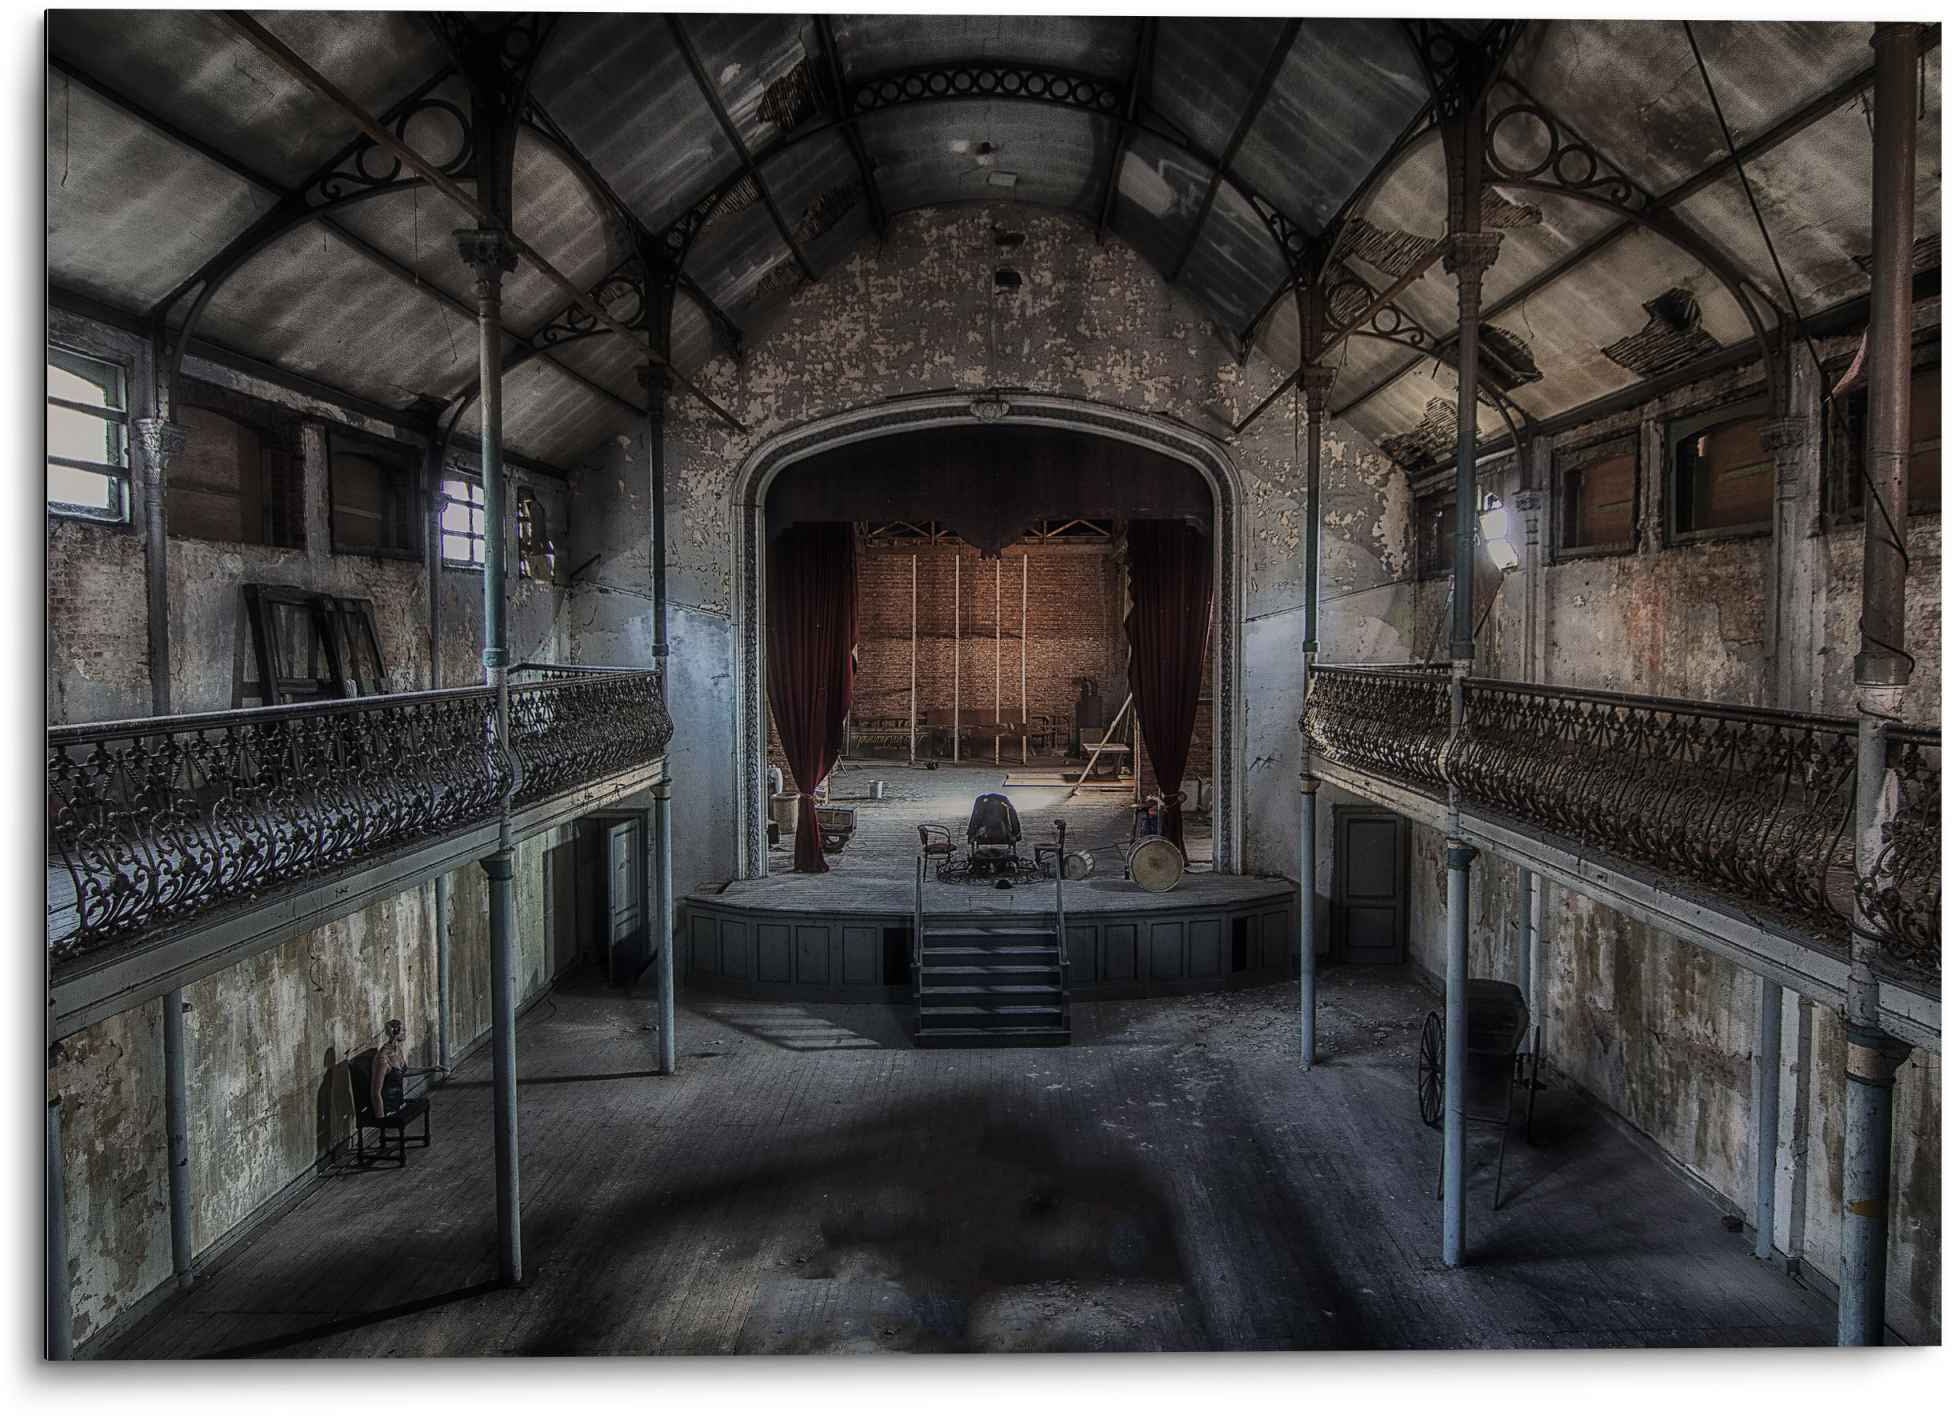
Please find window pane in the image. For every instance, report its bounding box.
[441,500,473,533]
[469,507,484,534]
[1567,451,1635,548]
[1911,367,1940,514]
[1677,413,1772,532]
[47,403,121,465]
[48,347,123,410]
[443,532,474,562]
[48,463,117,511]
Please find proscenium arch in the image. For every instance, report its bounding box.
[729,393,1248,881]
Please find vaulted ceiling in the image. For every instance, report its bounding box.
[46,12,1943,472]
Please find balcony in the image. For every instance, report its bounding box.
[46,666,673,1036]
[1303,666,1940,1042]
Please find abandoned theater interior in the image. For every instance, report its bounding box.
[39,8,1948,1359]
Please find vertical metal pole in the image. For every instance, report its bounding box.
[131,415,184,716]
[1752,977,1783,1262]
[909,554,917,763]
[1787,995,1815,1270]
[1839,20,1922,1347]
[953,553,961,762]
[654,780,677,1075]
[427,447,452,1072]
[994,558,1002,766]
[1526,867,1544,1054]
[47,1094,71,1360]
[1298,361,1331,1070]
[1516,868,1535,1003]
[1020,554,1028,764]
[1443,839,1475,1267]
[647,373,670,670]
[163,989,193,1287]
[459,223,522,1289]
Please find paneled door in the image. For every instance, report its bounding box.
[1332,807,1408,965]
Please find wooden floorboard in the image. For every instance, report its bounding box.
[98,964,1841,1357]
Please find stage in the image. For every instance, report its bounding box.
[681,765,1294,1003]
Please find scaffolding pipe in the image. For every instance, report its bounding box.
[1298,364,1330,1069]
[994,558,1002,766]
[164,988,193,1287]
[1020,554,1028,764]
[909,554,917,763]
[1442,839,1475,1267]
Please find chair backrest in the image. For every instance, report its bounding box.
[347,1048,378,1123]
[967,793,1021,845]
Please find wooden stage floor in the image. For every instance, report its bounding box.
[101,968,1838,1356]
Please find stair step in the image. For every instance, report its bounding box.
[916,1025,1071,1049]
[928,927,1058,942]
[922,964,1061,980]
[918,983,1062,997]
[919,1004,1065,1019]
[922,943,1060,958]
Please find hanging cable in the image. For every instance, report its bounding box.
[1685,20,1913,678]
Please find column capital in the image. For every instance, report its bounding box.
[454,227,519,285]
[1760,416,1810,457]
[1870,21,1929,50]
[1299,363,1337,411]
[1444,839,1479,870]
[131,417,186,471]
[1443,230,1502,279]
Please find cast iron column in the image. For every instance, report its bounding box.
[1752,978,1783,1262]
[1439,98,1501,1264]
[47,1092,70,1359]
[1297,362,1334,1069]
[1839,20,1922,1347]
[654,779,677,1075]
[163,989,194,1287]
[459,224,523,1287]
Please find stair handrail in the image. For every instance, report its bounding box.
[912,851,926,984]
[1053,819,1069,975]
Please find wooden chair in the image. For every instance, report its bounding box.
[346,1048,431,1169]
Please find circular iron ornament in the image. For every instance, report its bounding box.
[1485,102,1640,210]
[397,98,474,175]
[1485,103,1557,181]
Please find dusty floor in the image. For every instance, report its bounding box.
[103,966,1837,1357]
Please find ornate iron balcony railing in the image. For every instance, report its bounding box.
[1302,666,1940,979]
[47,670,671,962]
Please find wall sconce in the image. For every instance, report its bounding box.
[1479,493,1520,572]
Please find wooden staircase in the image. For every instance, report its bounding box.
[914,924,1071,1047]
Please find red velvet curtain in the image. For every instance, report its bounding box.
[767,523,858,872]
[1124,519,1213,852]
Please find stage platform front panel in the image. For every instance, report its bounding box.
[681,872,1298,1003]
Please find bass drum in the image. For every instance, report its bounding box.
[1127,836,1185,893]
[1061,849,1095,881]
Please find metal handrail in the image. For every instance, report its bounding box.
[912,852,926,983]
[1053,818,1069,973]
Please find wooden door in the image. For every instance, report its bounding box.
[605,817,647,984]
[1332,808,1408,965]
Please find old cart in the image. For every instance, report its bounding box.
[1416,979,1543,1210]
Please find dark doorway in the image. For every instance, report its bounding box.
[1332,807,1408,964]
[575,811,650,984]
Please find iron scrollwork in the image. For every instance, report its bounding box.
[1301,665,1452,795]
[1857,726,1941,976]
[47,671,672,962]
[851,61,1124,117]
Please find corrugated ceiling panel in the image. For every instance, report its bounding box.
[1147,18,1294,167]
[858,102,1105,217]
[528,12,742,237]
[47,77,274,309]
[458,357,636,470]
[1512,20,1875,201]
[1234,18,1427,231]
[1107,128,1211,281]
[49,9,447,188]
[194,222,480,410]
[692,205,798,317]
[760,129,877,276]
[681,12,826,150]
[832,14,1138,82]
[1177,179,1291,336]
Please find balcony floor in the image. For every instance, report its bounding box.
[101,967,1837,1356]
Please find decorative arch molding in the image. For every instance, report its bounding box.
[728,392,1248,880]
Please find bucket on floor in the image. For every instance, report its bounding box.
[867,780,887,801]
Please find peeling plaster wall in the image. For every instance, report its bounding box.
[1390,302,1942,1341]
[47,309,578,1349]
[565,206,1408,883]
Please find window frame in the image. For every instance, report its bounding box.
[1822,348,1942,526]
[1553,432,1641,562]
[1664,393,1775,545]
[1415,489,1459,582]
[171,376,306,548]
[439,472,488,571]
[47,343,132,525]
[515,486,555,582]
[327,428,422,560]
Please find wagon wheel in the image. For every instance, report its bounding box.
[1416,1011,1444,1130]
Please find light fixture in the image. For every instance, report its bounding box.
[1479,493,1520,572]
